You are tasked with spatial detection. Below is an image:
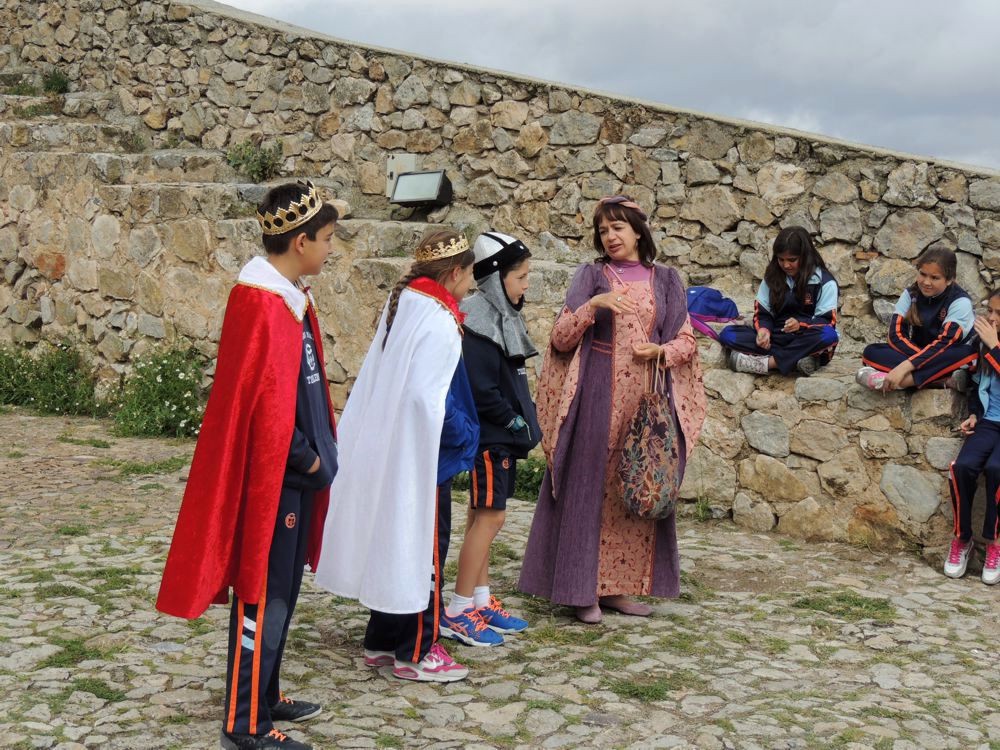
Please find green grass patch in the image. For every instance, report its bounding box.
[790,590,895,623]
[375,734,403,749]
[762,636,790,655]
[604,671,705,701]
[489,540,519,566]
[74,566,142,593]
[187,618,215,637]
[70,677,125,702]
[56,524,89,537]
[528,623,608,647]
[6,81,38,96]
[37,583,87,598]
[57,434,112,449]
[25,570,56,583]
[38,637,108,668]
[679,570,714,603]
[96,454,189,477]
[7,449,25,458]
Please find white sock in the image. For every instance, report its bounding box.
[473,586,490,609]
[446,593,473,618]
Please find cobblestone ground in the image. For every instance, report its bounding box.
[2,407,1000,750]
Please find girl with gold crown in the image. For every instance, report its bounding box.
[315,228,480,682]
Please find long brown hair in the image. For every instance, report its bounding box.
[382,228,474,348]
[906,247,957,327]
[763,226,828,314]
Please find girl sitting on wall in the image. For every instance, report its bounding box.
[719,226,839,376]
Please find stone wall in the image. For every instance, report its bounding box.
[3,0,1000,547]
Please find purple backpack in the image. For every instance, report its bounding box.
[686,286,740,340]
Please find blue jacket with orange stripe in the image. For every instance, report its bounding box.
[753,268,838,332]
[888,285,974,371]
[970,344,1000,419]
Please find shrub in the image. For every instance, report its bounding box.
[0,346,33,406]
[42,69,70,95]
[0,343,100,415]
[114,348,206,438]
[226,138,283,182]
[449,454,546,501]
[513,455,546,502]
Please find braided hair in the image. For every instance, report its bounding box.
[382,229,475,348]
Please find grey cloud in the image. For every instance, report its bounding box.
[224,0,1000,169]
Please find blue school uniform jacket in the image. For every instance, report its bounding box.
[753,269,838,332]
[889,284,974,370]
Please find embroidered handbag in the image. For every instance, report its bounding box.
[617,350,682,520]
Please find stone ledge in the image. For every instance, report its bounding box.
[683,343,969,546]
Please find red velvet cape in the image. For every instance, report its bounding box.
[156,283,335,619]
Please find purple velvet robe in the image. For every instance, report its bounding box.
[518,262,701,607]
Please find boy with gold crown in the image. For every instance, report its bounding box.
[315,228,480,682]
[157,181,338,750]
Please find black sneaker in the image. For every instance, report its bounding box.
[270,694,322,722]
[221,728,313,750]
[795,356,818,376]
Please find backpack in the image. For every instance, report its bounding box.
[686,286,740,340]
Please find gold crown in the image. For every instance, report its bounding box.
[414,236,470,263]
[257,180,323,236]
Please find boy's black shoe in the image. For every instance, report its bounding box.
[221,728,313,749]
[270,694,322,722]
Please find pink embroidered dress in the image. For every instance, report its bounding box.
[518,261,706,606]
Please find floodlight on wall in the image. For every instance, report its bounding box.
[389,170,453,208]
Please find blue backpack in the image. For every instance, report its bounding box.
[686,286,740,339]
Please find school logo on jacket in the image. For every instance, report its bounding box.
[939,307,947,320]
[502,457,511,469]
[285,513,296,529]
[804,292,813,306]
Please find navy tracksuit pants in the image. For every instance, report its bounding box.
[364,480,453,664]
[223,485,313,736]
[949,419,1000,542]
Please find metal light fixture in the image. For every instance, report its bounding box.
[389,169,453,208]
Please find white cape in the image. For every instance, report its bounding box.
[314,288,461,613]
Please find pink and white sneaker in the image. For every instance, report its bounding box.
[855,366,887,391]
[982,543,1000,585]
[363,649,394,667]
[943,537,974,579]
[392,642,469,683]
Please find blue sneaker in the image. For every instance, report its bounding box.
[439,607,504,647]
[479,596,529,634]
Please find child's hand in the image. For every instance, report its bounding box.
[782,319,801,333]
[755,328,771,350]
[307,456,321,474]
[882,361,912,391]
[974,316,999,349]
[632,342,662,361]
[960,414,977,436]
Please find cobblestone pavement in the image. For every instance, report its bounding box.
[2,408,1000,750]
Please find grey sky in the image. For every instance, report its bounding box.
[222,0,1000,170]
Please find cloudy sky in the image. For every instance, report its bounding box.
[221,0,1000,171]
